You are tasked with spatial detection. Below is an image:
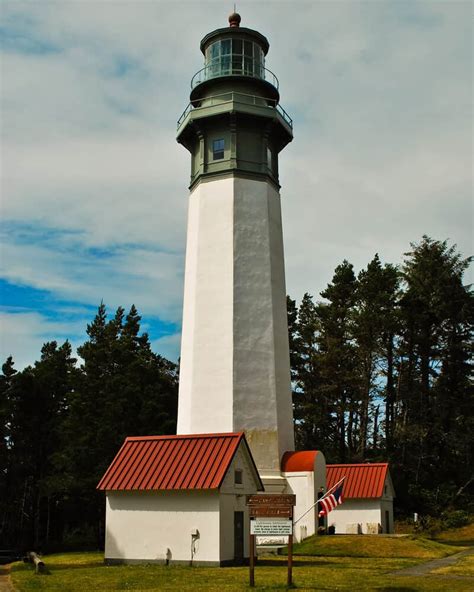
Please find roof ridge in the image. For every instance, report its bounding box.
[97,432,261,492]
[327,462,388,467]
[326,463,390,499]
[125,432,244,442]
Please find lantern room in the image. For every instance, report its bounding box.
[177,13,292,189]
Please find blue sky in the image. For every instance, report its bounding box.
[1,1,472,369]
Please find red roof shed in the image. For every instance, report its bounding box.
[326,463,390,499]
[97,432,263,492]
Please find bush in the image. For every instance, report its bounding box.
[442,510,470,529]
[416,515,443,538]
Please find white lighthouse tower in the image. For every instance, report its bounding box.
[98,16,325,563]
[176,13,295,489]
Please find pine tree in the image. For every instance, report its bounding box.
[316,261,359,461]
[0,357,17,546]
[395,237,473,512]
[353,255,400,457]
[1,343,77,548]
[59,303,178,546]
[291,293,334,451]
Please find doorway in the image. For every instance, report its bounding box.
[234,511,244,563]
[385,510,390,533]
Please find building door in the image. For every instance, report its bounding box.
[385,510,390,533]
[317,488,325,530]
[234,511,244,563]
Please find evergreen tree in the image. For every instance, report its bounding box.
[291,293,335,451]
[353,255,400,457]
[0,357,17,545]
[316,261,359,462]
[1,342,77,548]
[59,303,178,546]
[395,237,473,512]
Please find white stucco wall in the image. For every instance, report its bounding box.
[104,442,262,565]
[219,442,262,561]
[329,497,394,534]
[323,471,395,535]
[177,175,294,477]
[329,499,381,534]
[284,452,326,542]
[177,176,234,435]
[105,490,220,564]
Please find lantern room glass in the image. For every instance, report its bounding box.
[205,38,265,79]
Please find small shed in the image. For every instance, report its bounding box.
[281,450,326,542]
[326,463,395,534]
[97,432,263,566]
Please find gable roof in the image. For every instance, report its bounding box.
[97,432,263,492]
[281,450,321,472]
[327,463,389,499]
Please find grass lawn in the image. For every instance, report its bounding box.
[432,553,474,578]
[435,523,474,547]
[10,533,473,591]
[290,533,459,558]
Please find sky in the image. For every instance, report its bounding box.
[1,0,472,370]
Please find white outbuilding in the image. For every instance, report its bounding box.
[97,432,263,566]
[281,450,326,542]
[326,463,395,534]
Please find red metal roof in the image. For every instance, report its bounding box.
[97,432,263,492]
[281,450,320,472]
[326,463,389,499]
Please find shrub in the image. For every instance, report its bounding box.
[442,510,470,529]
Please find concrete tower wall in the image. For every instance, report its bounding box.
[177,175,294,474]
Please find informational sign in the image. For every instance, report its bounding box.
[247,494,296,519]
[247,494,296,587]
[251,518,293,536]
[247,494,295,507]
[250,507,292,518]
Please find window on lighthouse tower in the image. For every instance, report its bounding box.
[212,138,225,160]
[267,146,273,171]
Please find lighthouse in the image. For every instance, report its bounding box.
[176,13,295,489]
[98,16,326,564]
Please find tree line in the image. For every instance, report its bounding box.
[289,236,473,517]
[0,305,178,550]
[0,235,472,550]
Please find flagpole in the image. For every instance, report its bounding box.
[293,477,345,526]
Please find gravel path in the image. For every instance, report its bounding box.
[0,566,15,592]
[392,546,474,578]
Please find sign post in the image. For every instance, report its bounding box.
[287,531,293,586]
[247,494,296,588]
[249,525,255,587]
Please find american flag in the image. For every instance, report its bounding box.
[318,480,344,517]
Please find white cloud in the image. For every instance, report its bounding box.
[0,311,84,370]
[1,0,472,369]
[151,332,181,363]
[0,237,184,323]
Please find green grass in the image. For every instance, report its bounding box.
[10,552,472,592]
[11,551,473,591]
[435,522,474,547]
[290,533,462,558]
[432,553,474,577]
[10,530,473,592]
